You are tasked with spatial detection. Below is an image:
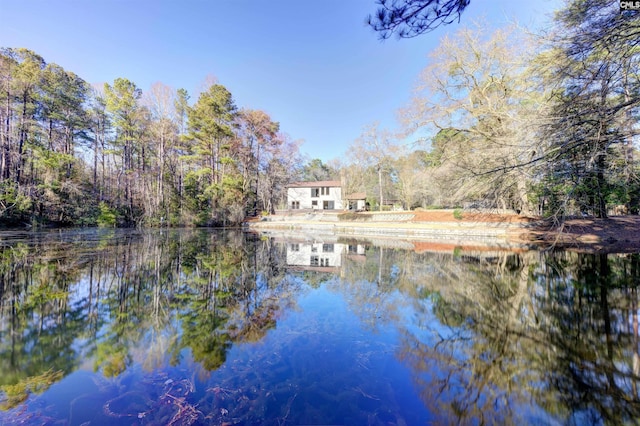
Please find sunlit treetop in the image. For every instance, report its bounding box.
[367,0,471,39]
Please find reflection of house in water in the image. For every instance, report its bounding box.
[285,241,366,273]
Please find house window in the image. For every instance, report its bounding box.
[291,201,300,209]
[290,243,299,251]
[321,187,330,195]
[311,200,318,207]
[323,200,334,210]
[322,244,334,253]
[310,255,319,266]
[320,258,330,267]
[311,188,320,197]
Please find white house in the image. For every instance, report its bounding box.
[285,241,367,273]
[287,180,343,210]
[286,241,343,269]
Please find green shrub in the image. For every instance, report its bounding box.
[453,208,463,220]
[97,202,117,227]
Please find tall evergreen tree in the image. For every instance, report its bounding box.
[104,78,144,220]
[185,84,238,224]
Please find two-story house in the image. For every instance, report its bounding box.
[286,180,343,210]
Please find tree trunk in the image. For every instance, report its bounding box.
[158,133,165,211]
[378,165,383,211]
[596,153,607,219]
[93,125,98,191]
[16,92,28,184]
[2,88,10,180]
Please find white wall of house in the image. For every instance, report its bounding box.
[347,199,366,210]
[287,185,343,210]
[286,242,344,267]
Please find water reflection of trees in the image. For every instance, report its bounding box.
[335,245,404,329]
[0,229,299,408]
[534,252,640,425]
[2,229,640,424]
[334,244,640,425]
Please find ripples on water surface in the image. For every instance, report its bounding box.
[0,228,638,425]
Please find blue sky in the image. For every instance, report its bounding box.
[0,0,561,162]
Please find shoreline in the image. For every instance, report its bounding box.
[245,210,532,252]
[246,211,640,254]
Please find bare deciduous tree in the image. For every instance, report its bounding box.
[348,122,399,210]
[402,22,544,213]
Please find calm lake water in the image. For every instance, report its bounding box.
[0,228,638,425]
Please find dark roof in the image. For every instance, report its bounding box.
[287,180,341,188]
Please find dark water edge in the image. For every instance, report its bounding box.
[0,228,638,425]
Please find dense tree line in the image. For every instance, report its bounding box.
[1,0,637,227]
[348,0,640,218]
[0,48,302,227]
